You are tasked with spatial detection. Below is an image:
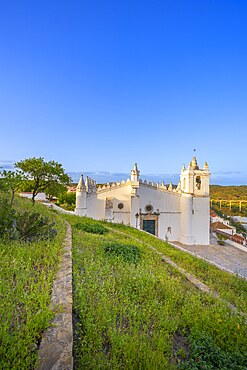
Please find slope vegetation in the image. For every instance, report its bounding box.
[66,215,247,369]
[0,196,65,369]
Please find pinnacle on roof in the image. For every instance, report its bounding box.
[130,162,140,182]
[168,182,173,191]
[133,163,139,172]
[191,157,199,170]
[76,174,85,191]
[131,163,140,175]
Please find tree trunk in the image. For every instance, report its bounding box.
[10,189,15,206]
[32,191,36,205]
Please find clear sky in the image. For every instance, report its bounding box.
[0,1,247,183]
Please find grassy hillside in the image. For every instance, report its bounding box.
[210,185,247,200]
[64,215,247,370]
[0,195,65,369]
[1,196,247,369]
[210,185,247,217]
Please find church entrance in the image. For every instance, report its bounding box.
[143,220,156,235]
[140,213,159,237]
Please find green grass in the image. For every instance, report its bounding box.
[0,195,65,369]
[74,221,108,234]
[67,216,247,369]
[106,222,247,313]
[2,199,247,369]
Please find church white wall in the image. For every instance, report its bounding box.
[179,194,193,245]
[86,195,105,219]
[159,213,181,242]
[138,186,181,241]
[86,185,132,224]
[138,186,180,213]
[192,197,210,245]
[75,192,87,216]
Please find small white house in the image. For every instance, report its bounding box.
[19,192,47,201]
[210,221,236,236]
[210,214,230,226]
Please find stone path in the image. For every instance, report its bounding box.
[172,241,247,279]
[36,221,73,370]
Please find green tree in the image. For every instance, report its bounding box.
[15,157,71,204]
[0,170,26,204]
[56,190,76,210]
[45,182,67,201]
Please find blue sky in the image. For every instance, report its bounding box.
[0,1,247,184]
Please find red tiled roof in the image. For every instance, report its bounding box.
[211,221,233,231]
[232,234,244,242]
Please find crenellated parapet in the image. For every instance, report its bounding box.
[140,179,181,193]
[96,179,131,192]
[85,176,97,194]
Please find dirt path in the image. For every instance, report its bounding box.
[172,242,247,279]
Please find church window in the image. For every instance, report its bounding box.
[167,226,171,233]
[196,176,201,190]
[145,204,153,213]
[118,203,124,209]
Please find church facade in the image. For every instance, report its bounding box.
[75,157,210,245]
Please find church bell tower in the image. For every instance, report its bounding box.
[180,157,210,196]
[179,157,210,245]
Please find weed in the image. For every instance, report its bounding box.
[179,331,247,369]
[74,221,108,235]
[15,211,57,242]
[0,194,65,369]
[0,198,17,238]
[103,241,141,264]
[69,216,247,369]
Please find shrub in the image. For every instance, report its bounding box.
[74,222,108,235]
[0,198,18,239]
[216,233,228,245]
[179,331,247,369]
[57,191,76,207]
[0,199,57,242]
[103,242,141,264]
[15,211,57,242]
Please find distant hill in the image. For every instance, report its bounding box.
[210,185,247,200]
[1,160,246,185]
[69,172,247,186]
[69,170,247,186]
[68,171,180,185]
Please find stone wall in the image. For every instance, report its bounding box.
[36,221,73,370]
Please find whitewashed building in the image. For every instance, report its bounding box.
[75,157,210,245]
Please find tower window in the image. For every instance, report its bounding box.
[196,176,201,190]
[183,178,186,190]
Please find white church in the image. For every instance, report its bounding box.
[75,157,210,245]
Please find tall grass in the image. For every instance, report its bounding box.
[69,216,247,369]
[0,195,65,369]
[106,222,247,313]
